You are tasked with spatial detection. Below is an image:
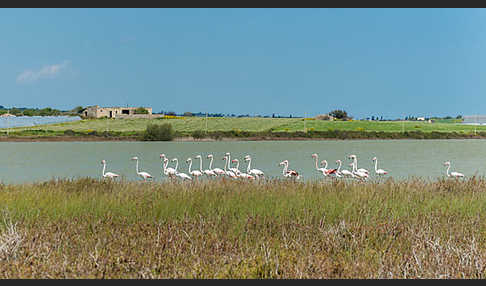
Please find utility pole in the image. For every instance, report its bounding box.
[304,112,307,133]
[205,112,208,133]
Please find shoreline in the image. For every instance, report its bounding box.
[1,135,486,142]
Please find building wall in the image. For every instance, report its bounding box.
[83,106,153,118]
[463,115,486,125]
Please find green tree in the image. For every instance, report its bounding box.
[142,123,174,141]
[135,107,149,114]
[329,109,349,120]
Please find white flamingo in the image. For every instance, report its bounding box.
[336,160,354,178]
[350,160,368,180]
[232,159,255,179]
[372,157,388,176]
[279,160,301,179]
[130,156,153,181]
[198,155,216,177]
[186,157,203,180]
[348,154,369,175]
[222,155,237,178]
[171,158,192,180]
[160,154,176,178]
[207,154,225,176]
[311,153,328,175]
[101,160,119,179]
[444,161,464,178]
[225,152,240,175]
[244,155,265,178]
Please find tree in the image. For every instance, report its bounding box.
[72,106,84,114]
[183,112,193,117]
[329,109,348,120]
[456,115,463,119]
[135,107,149,114]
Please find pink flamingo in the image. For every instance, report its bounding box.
[311,153,328,175]
[130,156,153,181]
[101,160,119,179]
[244,155,265,178]
[372,157,388,176]
[279,160,301,179]
[444,161,464,178]
[207,154,225,176]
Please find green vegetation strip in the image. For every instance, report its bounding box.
[0,178,486,278]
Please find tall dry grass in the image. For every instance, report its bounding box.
[0,177,486,278]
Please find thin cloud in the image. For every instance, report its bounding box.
[16,60,71,84]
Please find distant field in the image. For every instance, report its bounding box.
[2,117,486,136]
[2,117,299,134]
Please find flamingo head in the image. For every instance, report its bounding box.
[444,161,451,166]
[320,160,327,166]
[131,156,138,160]
[225,152,230,156]
[311,153,317,158]
[348,154,356,160]
[164,158,168,163]
[195,155,202,159]
[372,157,377,161]
[232,159,238,163]
[207,154,213,158]
[279,160,288,166]
[336,160,341,163]
[101,159,106,164]
[186,158,192,163]
[244,155,250,160]
[160,153,166,159]
[171,158,177,162]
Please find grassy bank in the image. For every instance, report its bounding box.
[1,178,486,278]
[2,117,486,141]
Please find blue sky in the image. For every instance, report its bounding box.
[1,8,485,119]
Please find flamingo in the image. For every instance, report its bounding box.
[186,157,203,180]
[350,160,368,180]
[311,153,328,175]
[321,160,337,176]
[130,156,153,181]
[222,155,237,178]
[327,160,341,178]
[244,155,265,178]
[225,152,240,175]
[101,160,120,179]
[207,154,225,176]
[348,154,369,175]
[336,160,354,178]
[231,159,255,179]
[171,158,192,180]
[160,154,176,178]
[279,160,301,179]
[198,155,216,177]
[444,161,464,178]
[372,157,388,176]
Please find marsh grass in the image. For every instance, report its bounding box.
[1,177,486,278]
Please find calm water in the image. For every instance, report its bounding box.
[0,139,484,184]
[0,116,81,129]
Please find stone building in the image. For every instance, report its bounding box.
[82,105,153,119]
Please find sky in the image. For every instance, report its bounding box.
[1,8,485,119]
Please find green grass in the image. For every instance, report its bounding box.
[2,117,486,138]
[1,178,486,278]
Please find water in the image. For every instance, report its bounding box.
[0,139,484,184]
[0,115,81,129]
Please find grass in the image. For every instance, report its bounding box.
[3,117,486,139]
[1,177,486,278]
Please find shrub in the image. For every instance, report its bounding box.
[142,123,174,141]
[135,107,149,114]
[63,129,76,136]
[191,130,206,140]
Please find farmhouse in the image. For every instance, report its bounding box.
[82,105,153,119]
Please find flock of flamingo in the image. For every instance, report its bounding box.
[100,151,466,182]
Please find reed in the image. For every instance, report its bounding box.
[0,177,485,278]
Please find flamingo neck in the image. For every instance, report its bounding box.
[135,159,139,174]
[223,158,228,171]
[235,160,239,170]
[374,160,378,172]
[246,158,252,173]
[446,164,450,176]
[208,157,213,169]
[199,157,203,172]
[188,160,192,173]
[314,156,318,170]
[282,162,288,175]
[163,160,168,173]
[337,161,342,172]
[102,162,106,176]
[323,161,328,169]
[174,159,178,172]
